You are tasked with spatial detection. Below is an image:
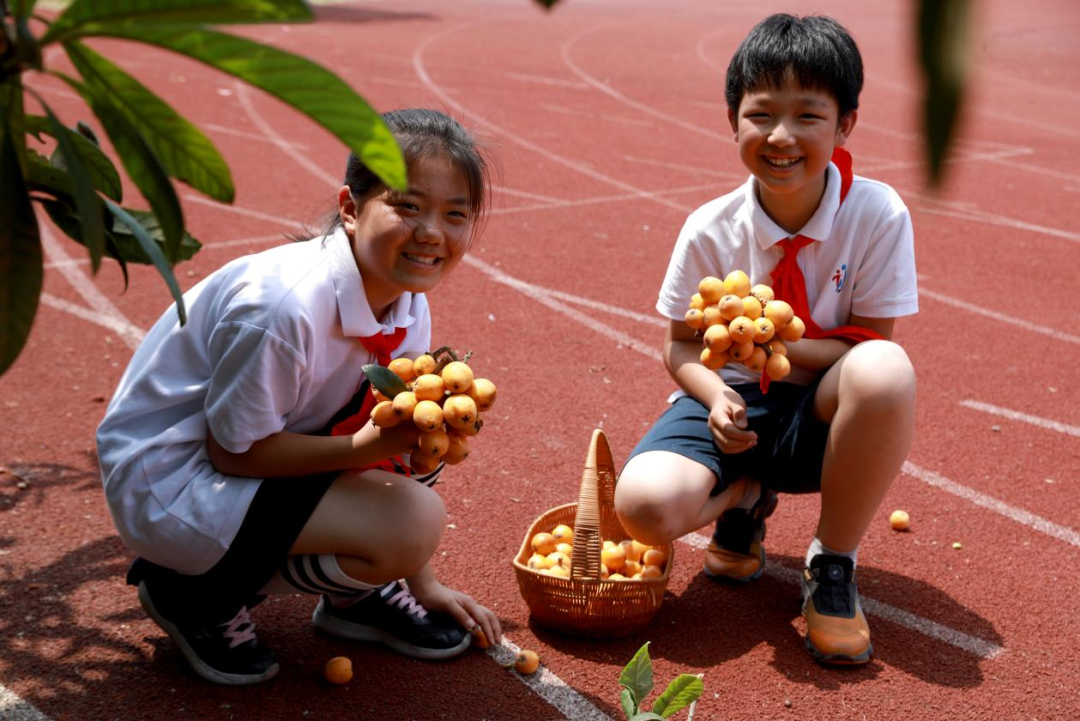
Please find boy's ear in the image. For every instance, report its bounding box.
[727,107,739,140]
[835,110,858,147]
[338,185,357,234]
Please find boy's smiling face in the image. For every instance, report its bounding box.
[729,75,856,233]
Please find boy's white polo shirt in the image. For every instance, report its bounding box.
[97,228,431,574]
[658,161,918,389]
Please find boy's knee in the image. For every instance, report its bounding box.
[844,340,916,407]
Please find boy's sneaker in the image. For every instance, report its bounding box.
[312,580,470,660]
[134,581,279,685]
[801,554,873,665]
[703,489,778,582]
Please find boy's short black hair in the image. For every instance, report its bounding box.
[725,14,863,118]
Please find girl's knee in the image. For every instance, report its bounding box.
[615,468,685,546]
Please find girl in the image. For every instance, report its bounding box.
[96,109,502,685]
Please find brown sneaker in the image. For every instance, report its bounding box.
[702,489,777,583]
[801,554,873,665]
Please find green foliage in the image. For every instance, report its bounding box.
[918,0,970,186]
[619,643,704,720]
[0,0,407,376]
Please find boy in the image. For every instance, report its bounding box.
[614,14,918,665]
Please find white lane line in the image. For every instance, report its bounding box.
[43,235,287,270]
[679,531,1006,660]
[917,287,1080,346]
[0,687,52,721]
[505,72,591,90]
[413,29,691,213]
[488,637,614,721]
[540,103,655,128]
[913,205,1080,244]
[621,155,744,181]
[902,462,1080,549]
[489,182,718,216]
[38,224,146,350]
[39,293,146,343]
[203,123,310,150]
[959,400,1080,438]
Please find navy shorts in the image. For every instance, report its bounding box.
[627,379,829,496]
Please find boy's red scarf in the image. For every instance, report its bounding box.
[330,327,410,474]
[762,147,883,392]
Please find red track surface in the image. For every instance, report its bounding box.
[3,0,1080,718]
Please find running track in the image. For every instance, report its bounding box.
[2,0,1079,718]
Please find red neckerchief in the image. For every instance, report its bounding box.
[762,147,883,392]
[330,327,410,473]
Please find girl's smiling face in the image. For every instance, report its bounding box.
[729,75,856,233]
[341,152,472,317]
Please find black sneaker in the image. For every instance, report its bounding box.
[312,581,470,660]
[801,554,873,665]
[134,581,279,685]
[703,488,778,582]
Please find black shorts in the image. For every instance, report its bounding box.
[626,380,829,496]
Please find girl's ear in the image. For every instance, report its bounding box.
[338,185,357,235]
[835,110,858,147]
[727,107,739,141]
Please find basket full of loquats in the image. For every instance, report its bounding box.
[512,429,674,639]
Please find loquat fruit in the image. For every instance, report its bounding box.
[412,354,437,376]
[741,295,763,321]
[546,565,570,579]
[442,434,470,465]
[409,450,440,474]
[467,378,498,413]
[718,294,744,322]
[763,299,794,329]
[642,548,668,568]
[778,315,805,342]
[698,276,726,305]
[765,353,791,381]
[685,308,705,330]
[323,656,353,685]
[555,542,573,557]
[620,539,641,563]
[441,361,474,394]
[728,340,755,362]
[418,429,450,458]
[703,323,732,353]
[601,545,626,572]
[750,284,775,305]
[412,374,445,402]
[514,650,541,675]
[753,317,776,344]
[744,346,767,373]
[470,626,491,649]
[370,400,401,428]
[689,293,706,311]
[702,306,723,328]
[412,400,444,432]
[701,347,728,371]
[388,357,415,383]
[728,316,756,344]
[641,565,663,579]
[527,553,552,570]
[723,270,751,298]
[532,532,557,556]
[443,394,478,430]
[546,551,570,568]
[552,524,574,543]
[890,510,911,531]
[392,390,418,419]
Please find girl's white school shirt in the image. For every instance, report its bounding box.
[657,161,919,392]
[96,228,431,575]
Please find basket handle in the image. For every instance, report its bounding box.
[569,429,617,580]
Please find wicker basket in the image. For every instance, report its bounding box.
[512,429,674,639]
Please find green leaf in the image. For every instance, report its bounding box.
[55,66,186,264]
[620,688,637,719]
[59,40,233,203]
[918,0,970,186]
[24,114,123,200]
[35,97,106,272]
[43,0,313,44]
[11,0,40,20]
[619,643,654,709]
[651,675,704,718]
[362,364,410,399]
[0,117,43,376]
[84,24,407,191]
[41,200,201,265]
[106,199,187,325]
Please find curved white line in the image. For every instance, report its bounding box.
[959,400,1080,438]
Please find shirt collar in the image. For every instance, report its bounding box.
[749,161,842,250]
[327,227,420,338]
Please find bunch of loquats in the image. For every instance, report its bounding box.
[685,270,805,381]
[526,524,669,581]
[365,348,497,474]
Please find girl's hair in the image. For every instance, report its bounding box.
[301,108,490,241]
[725,14,864,118]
